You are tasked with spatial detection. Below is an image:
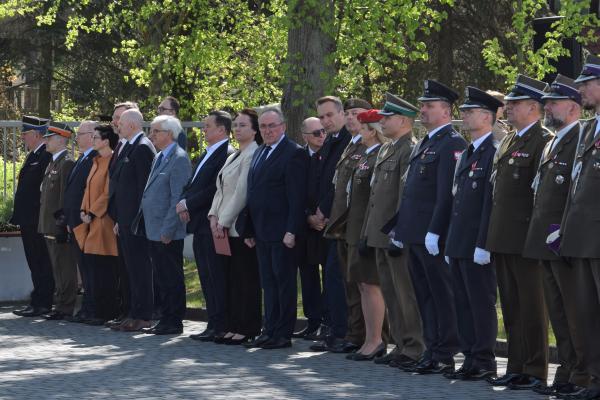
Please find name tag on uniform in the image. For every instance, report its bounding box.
[511,151,530,158]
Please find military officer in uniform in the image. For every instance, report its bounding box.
[38,122,77,320]
[12,116,55,317]
[486,74,553,389]
[318,98,371,349]
[360,93,424,368]
[444,87,504,381]
[522,74,587,396]
[392,80,467,374]
[558,53,600,400]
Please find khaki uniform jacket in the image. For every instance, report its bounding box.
[324,138,366,239]
[523,123,580,260]
[345,145,380,245]
[486,121,552,254]
[362,134,414,248]
[560,118,600,258]
[38,150,75,236]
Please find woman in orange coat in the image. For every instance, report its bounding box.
[74,124,119,322]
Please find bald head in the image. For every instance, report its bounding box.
[76,120,97,152]
[301,117,326,152]
[119,109,144,140]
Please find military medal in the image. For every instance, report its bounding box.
[594,149,597,156]
[555,175,565,185]
[468,171,474,177]
[508,158,515,165]
[512,172,519,180]
[548,162,554,169]
[472,181,478,189]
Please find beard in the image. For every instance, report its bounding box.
[543,114,565,129]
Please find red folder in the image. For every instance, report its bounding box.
[213,229,232,256]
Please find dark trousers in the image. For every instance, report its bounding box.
[149,240,185,327]
[45,238,78,315]
[338,240,365,344]
[543,260,588,386]
[323,240,347,339]
[119,227,153,320]
[73,240,94,316]
[256,240,297,340]
[450,258,497,371]
[570,258,600,391]
[408,244,459,363]
[222,237,262,336]
[115,237,130,319]
[20,225,54,309]
[85,254,119,321]
[193,233,226,332]
[298,262,323,329]
[495,253,548,380]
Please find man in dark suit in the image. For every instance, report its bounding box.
[558,54,600,400]
[12,116,54,317]
[486,75,552,389]
[444,87,504,381]
[293,117,327,338]
[242,107,308,349]
[108,108,156,331]
[393,80,467,374]
[522,75,587,397]
[63,120,98,323]
[177,110,233,341]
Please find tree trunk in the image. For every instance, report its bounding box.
[436,5,454,88]
[281,0,337,144]
[37,36,53,118]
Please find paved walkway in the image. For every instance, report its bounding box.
[0,306,556,399]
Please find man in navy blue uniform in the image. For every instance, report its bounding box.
[393,80,467,374]
[242,107,308,349]
[444,87,503,381]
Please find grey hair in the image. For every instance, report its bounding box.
[259,107,286,123]
[152,115,182,140]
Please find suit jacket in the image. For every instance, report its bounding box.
[317,126,351,218]
[208,141,258,237]
[362,134,414,249]
[38,150,75,236]
[63,149,97,229]
[74,155,118,256]
[486,121,552,254]
[10,144,52,226]
[324,137,366,239]
[141,145,191,241]
[445,134,496,259]
[108,133,156,227]
[180,141,233,234]
[560,118,600,258]
[523,123,580,260]
[245,135,309,242]
[302,146,327,263]
[345,145,380,245]
[393,124,468,245]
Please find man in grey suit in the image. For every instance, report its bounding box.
[141,115,192,335]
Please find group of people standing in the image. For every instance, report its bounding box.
[8,53,600,399]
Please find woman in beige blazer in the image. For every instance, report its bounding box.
[208,108,262,344]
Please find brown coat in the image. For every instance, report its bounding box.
[74,155,118,256]
[486,121,552,254]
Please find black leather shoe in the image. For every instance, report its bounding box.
[292,325,319,339]
[390,355,418,371]
[414,359,455,375]
[326,338,353,353]
[83,318,106,326]
[226,336,250,345]
[142,324,183,335]
[487,372,521,386]
[260,337,292,350]
[309,340,329,352]
[189,328,216,341]
[104,318,124,328]
[65,313,89,323]
[374,348,400,365]
[563,388,600,400]
[443,366,470,380]
[304,324,330,341]
[463,367,497,381]
[350,343,386,361]
[13,306,50,317]
[243,334,271,348]
[42,310,68,320]
[555,383,586,397]
[532,381,567,395]
[508,374,543,390]
[214,335,234,344]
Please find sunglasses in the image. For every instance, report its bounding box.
[303,128,326,137]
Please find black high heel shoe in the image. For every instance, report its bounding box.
[351,343,386,361]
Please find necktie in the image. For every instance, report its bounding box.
[254,146,271,174]
[69,155,84,180]
[467,144,474,158]
[419,135,430,150]
[110,141,123,169]
[154,153,164,171]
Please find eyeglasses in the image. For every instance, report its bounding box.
[157,106,174,113]
[149,128,169,135]
[302,128,326,137]
[91,135,102,140]
[76,131,93,137]
[259,122,284,131]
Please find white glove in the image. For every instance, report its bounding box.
[473,247,491,265]
[444,256,450,264]
[391,239,403,248]
[425,232,439,256]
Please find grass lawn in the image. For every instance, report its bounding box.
[184,259,556,346]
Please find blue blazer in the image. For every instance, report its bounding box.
[141,145,192,241]
[245,136,309,242]
[63,149,97,229]
[445,134,496,258]
[393,124,467,245]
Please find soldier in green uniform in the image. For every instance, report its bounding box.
[557,53,600,400]
[486,74,553,389]
[38,122,77,320]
